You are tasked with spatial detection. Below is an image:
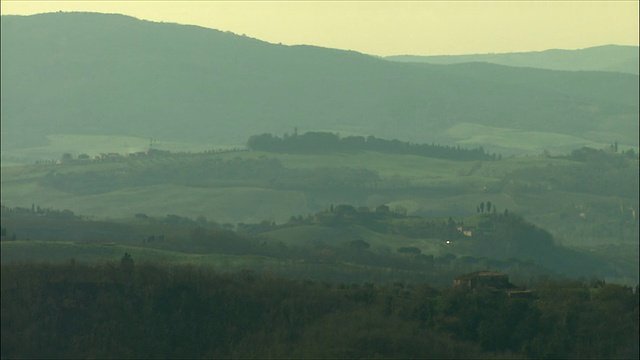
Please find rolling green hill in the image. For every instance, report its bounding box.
[1,12,638,161]
[1,197,634,285]
[2,143,637,253]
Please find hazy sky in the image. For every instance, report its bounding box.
[2,1,638,56]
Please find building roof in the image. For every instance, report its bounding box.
[454,271,506,281]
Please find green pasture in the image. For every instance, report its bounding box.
[0,240,440,284]
[0,144,614,227]
[0,133,235,167]
[521,191,639,246]
[444,122,612,155]
[224,149,587,188]
[2,140,636,261]
[0,182,309,224]
[387,191,524,216]
[0,240,155,264]
[261,224,449,256]
[0,240,285,270]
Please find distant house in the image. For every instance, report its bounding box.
[506,290,534,299]
[456,225,475,237]
[95,152,123,162]
[454,271,533,298]
[128,151,148,157]
[454,271,510,289]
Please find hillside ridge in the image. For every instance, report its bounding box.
[385,44,640,75]
[2,12,638,158]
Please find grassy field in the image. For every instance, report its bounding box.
[1,142,637,253]
[444,122,615,155]
[0,240,456,285]
[0,240,294,270]
[1,182,309,224]
[2,152,481,225]
[0,133,237,167]
[260,224,450,256]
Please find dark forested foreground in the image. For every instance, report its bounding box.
[1,262,638,359]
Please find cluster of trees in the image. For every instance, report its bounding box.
[568,146,637,163]
[247,132,498,161]
[2,262,637,359]
[0,227,15,241]
[1,205,83,242]
[1,204,80,219]
[468,213,556,258]
[476,201,498,214]
[257,204,462,241]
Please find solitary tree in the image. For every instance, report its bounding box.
[120,253,134,274]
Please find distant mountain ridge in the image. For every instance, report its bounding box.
[1,12,638,158]
[385,45,639,75]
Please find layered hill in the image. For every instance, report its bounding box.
[1,12,638,158]
[386,45,640,75]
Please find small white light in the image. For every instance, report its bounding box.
[446,240,451,244]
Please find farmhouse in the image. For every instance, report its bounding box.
[454,271,533,298]
[454,271,510,289]
[456,225,475,237]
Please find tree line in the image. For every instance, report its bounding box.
[247,132,499,161]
